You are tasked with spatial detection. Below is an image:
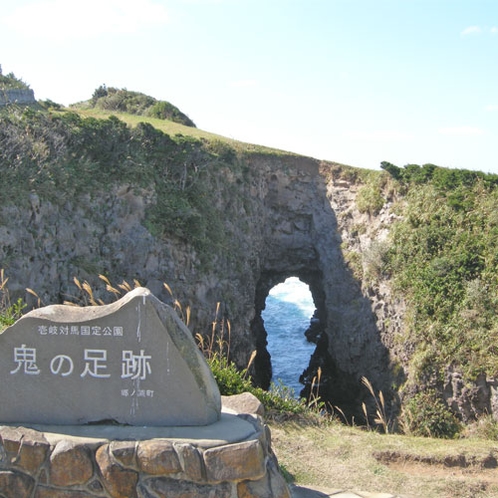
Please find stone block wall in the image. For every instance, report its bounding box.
[0,88,36,106]
[0,413,291,498]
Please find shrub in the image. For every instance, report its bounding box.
[388,180,498,380]
[362,240,390,281]
[208,353,254,396]
[89,86,196,127]
[208,358,309,417]
[356,183,384,215]
[402,390,461,438]
[145,100,196,127]
[94,87,155,114]
[0,269,26,330]
[92,84,108,103]
[0,70,30,90]
[464,414,498,440]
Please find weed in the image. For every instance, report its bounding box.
[355,175,386,216]
[464,414,498,441]
[0,269,26,329]
[278,463,295,484]
[306,367,326,412]
[361,376,390,434]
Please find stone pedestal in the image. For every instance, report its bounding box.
[0,401,291,498]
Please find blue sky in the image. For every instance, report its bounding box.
[1,0,497,173]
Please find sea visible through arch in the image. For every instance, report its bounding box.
[262,277,315,398]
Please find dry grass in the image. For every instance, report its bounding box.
[0,269,9,311]
[361,375,391,434]
[271,421,498,497]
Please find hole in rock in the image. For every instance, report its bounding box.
[261,277,317,397]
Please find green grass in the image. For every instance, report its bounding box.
[69,107,299,157]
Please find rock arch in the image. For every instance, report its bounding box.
[243,157,394,420]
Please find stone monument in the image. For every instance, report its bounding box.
[0,288,291,497]
[0,287,220,426]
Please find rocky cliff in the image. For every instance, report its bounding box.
[1,111,404,421]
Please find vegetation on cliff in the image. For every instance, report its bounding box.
[0,67,30,90]
[73,85,196,127]
[381,162,498,380]
[342,161,498,429]
[371,162,498,436]
[0,107,233,263]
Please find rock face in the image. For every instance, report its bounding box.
[0,287,221,426]
[1,152,401,419]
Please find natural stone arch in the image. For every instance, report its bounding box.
[243,158,394,421]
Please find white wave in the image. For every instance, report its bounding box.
[268,277,315,315]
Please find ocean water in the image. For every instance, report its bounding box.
[261,277,316,397]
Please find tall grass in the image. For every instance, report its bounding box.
[0,269,25,329]
[361,376,391,434]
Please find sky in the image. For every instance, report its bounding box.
[1,0,497,173]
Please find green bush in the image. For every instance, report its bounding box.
[205,353,309,416]
[0,297,25,330]
[0,70,30,90]
[145,100,196,127]
[356,183,384,215]
[402,390,461,438]
[381,160,498,190]
[95,87,156,115]
[0,270,25,330]
[388,180,498,379]
[92,84,108,103]
[88,86,196,127]
[208,353,254,395]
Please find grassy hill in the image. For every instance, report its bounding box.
[69,105,305,159]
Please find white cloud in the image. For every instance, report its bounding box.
[461,25,482,36]
[5,0,168,40]
[342,130,414,142]
[229,79,259,88]
[461,25,498,36]
[438,126,485,136]
[485,104,498,112]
